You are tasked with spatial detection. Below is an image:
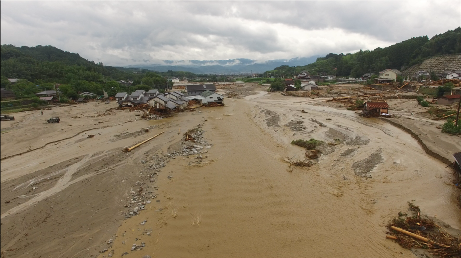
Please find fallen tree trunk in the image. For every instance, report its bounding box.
[390,226,450,248]
[123,131,164,152]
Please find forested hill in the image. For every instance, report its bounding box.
[0,45,171,99]
[268,27,461,78]
[1,45,136,84]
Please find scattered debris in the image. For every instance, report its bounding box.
[47,117,60,123]
[123,124,211,219]
[387,202,461,258]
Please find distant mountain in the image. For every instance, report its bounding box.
[127,57,319,74]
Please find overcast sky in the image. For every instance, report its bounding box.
[1,1,460,66]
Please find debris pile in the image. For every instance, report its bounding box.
[387,202,461,258]
[117,104,172,120]
[123,124,211,218]
[326,96,359,109]
[428,79,460,86]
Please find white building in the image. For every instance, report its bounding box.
[446,73,459,79]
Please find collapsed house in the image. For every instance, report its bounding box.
[362,101,389,117]
[201,91,224,105]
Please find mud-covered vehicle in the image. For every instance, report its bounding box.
[47,117,60,123]
[0,114,15,121]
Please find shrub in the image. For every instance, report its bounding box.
[416,96,429,107]
[442,119,461,135]
[420,100,430,107]
[437,83,454,98]
[291,138,324,150]
[269,78,284,92]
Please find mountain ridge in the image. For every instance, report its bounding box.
[127,56,319,74]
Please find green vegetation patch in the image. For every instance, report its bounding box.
[291,138,324,150]
[417,87,438,97]
[428,107,456,119]
[416,96,430,107]
[442,118,461,135]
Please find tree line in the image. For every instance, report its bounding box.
[1,45,171,101]
[265,27,461,79]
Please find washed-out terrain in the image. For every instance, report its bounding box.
[1,83,459,258]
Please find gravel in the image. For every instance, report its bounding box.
[352,149,383,178]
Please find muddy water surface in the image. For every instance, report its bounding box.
[105,99,422,258]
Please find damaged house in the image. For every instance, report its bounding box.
[201,91,224,105]
[362,101,389,117]
[149,94,178,110]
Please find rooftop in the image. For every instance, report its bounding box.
[366,102,389,109]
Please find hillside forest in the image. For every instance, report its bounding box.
[0,45,201,101]
[265,27,461,79]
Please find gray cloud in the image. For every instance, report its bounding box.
[1,1,459,66]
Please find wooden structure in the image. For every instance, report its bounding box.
[362,101,389,117]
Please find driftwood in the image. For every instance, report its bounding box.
[390,226,450,248]
[123,132,164,152]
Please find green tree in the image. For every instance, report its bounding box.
[104,81,121,97]
[1,76,10,88]
[437,83,454,98]
[269,78,284,92]
[294,79,301,90]
[6,79,38,98]
[430,71,439,81]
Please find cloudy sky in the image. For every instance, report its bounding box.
[1,1,460,66]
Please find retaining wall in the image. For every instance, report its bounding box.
[381,118,453,166]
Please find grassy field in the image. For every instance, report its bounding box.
[240,77,275,84]
[1,98,46,114]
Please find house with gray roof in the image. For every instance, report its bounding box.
[149,94,170,109]
[36,90,57,97]
[130,90,145,101]
[186,84,216,96]
[145,89,159,98]
[166,101,178,110]
[170,98,187,109]
[167,91,184,101]
[115,92,128,102]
